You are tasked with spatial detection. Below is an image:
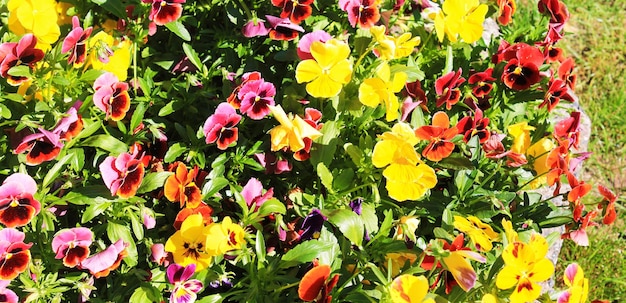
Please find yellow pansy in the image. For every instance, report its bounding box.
[507,121,535,154]
[370,25,420,60]
[165,214,212,272]
[560,263,589,303]
[385,252,418,277]
[481,294,497,303]
[204,217,247,256]
[86,31,132,80]
[359,63,408,121]
[268,105,322,153]
[7,0,60,49]
[434,0,488,43]
[453,215,499,251]
[295,39,352,98]
[389,275,435,303]
[501,218,519,244]
[394,216,420,241]
[526,137,556,188]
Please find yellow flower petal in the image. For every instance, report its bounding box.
[389,275,430,303]
[296,59,322,84]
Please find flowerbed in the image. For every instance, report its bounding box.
[0,0,620,302]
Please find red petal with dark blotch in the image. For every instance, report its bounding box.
[0,249,30,280]
[153,2,183,25]
[25,140,61,165]
[0,204,36,227]
[117,162,144,198]
[64,246,90,267]
[269,28,299,41]
[217,128,238,150]
[298,264,331,301]
[289,5,312,24]
[110,89,131,121]
[62,115,84,141]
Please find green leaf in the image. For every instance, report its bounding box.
[257,198,286,217]
[130,102,147,132]
[0,103,11,119]
[280,239,338,268]
[129,285,162,303]
[182,43,203,70]
[165,21,191,41]
[316,163,334,193]
[137,171,173,194]
[42,154,73,188]
[437,155,474,170]
[164,143,187,162]
[196,295,224,303]
[82,135,127,155]
[255,229,267,263]
[361,203,379,234]
[327,209,364,247]
[80,69,104,82]
[129,211,144,241]
[90,0,126,19]
[202,177,229,198]
[7,65,31,77]
[82,201,112,223]
[107,221,138,267]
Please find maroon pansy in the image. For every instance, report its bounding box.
[142,0,186,26]
[0,228,32,280]
[346,0,381,29]
[538,0,569,32]
[99,150,145,199]
[93,72,131,121]
[456,109,491,144]
[468,68,495,98]
[539,77,577,112]
[62,16,93,66]
[14,128,63,166]
[500,43,544,90]
[435,68,465,110]
[203,103,242,150]
[227,72,262,109]
[558,57,576,90]
[0,34,45,86]
[272,0,314,24]
[0,173,41,228]
[238,79,276,120]
[266,15,305,41]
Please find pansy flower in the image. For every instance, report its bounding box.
[0,173,41,228]
[538,0,569,32]
[268,105,323,153]
[297,30,332,60]
[241,178,274,210]
[93,72,131,121]
[254,152,293,174]
[372,123,437,201]
[0,228,32,280]
[554,111,582,149]
[299,209,327,241]
[370,25,420,60]
[401,80,428,122]
[385,252,419,277]
[558,263,589,303]
[204,217,246,256]
[14,128,63,166]
[173,202,213,230]
[434,0,488,43]
[53,102,84,141]
[165,214,212,271]
[0,34,45,86]
[7,0,61,49]
[80,239,128,278]
[62,16,93,66]
[501,43,544,90]
[142,0,186,26]
[453,216,498,252]
[496,234,555,303]
[563,209,597,247]
[415,111,458,162]
[150,243,170,266]
[456,109,490,144]
[507,121,535,154]
[539,77,577,112]
[526,137,556,189]
[203,102,242,150]
[51,227,93,268]
[227,72,262,109]
[298,263,339,303]
[345,0,380,29]
[359,63,408,121]
[468,68,495,98]
[389,274,434,303]
[558,57,577,90]
[0,280,18,303]
[237,79,276,120]
[86,31,132,80]
[164,162,203,208]
[266,15,305,41]
[435,68,465,110]
[293,108,323,161]
[497,0,516,25]
[242,18,270,38]
[598,185,617,225]
[272,0,314,24]
[295,39,352,98]
[99,150,145,198]
[167,263,204,303]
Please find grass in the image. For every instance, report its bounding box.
[555,0,626,301]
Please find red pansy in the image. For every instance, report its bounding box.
[500,43,544,90]
[435,68,465,110]
[272,0,314,24]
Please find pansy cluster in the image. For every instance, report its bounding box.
[0,0,620,302]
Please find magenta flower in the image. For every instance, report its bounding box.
[0,280,18,303]
[242,18,270,37]
[80,239,128,278]
[14,128,63,166]
[0,34,44,86]
[254,152,292,174]
[62,16,93,66]
[151,243,170,266]
[241,178,274,209]
[0,228,32,280]
[237,79,276,120]
[53,101,84,141]
[99,150,145,199]
[203,103,241,150]
[142,0,186,26]
[167,263,204,303]
[297,30,332,60]
[52,227,93,268]
[93,72,131,121]
[0,173,41,228]
[345,0,381,29]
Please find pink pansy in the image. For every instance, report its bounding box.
[167,263,204,303]
[254,152,292,174]
[143,211,156,229]
[93,72,131,121]
[53,101,84,141]
[0,228,33,280]
[227,71,262,109]
[0,173,41,228]
[241,178,275,209]
[238,79,276,120]
[265,15,305,41]
[99,150,145,198]
[345,0,381,29]
[80,239,128,278]
[51,227,93,268]
[242,18,270,37]
[62,16,93,66]
[0,280,18,303]
[297,30,332,60]
[203,102,242,150]
[0,34,44,86]
[142,0,186,26]
[151,243,170,266]
[14,128,63,166]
